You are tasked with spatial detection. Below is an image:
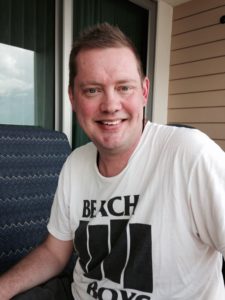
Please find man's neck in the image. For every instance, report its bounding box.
[97,120,147,177]
[97,153,128,177]
[97,143,138,177]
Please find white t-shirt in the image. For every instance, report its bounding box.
[48,122,225,300]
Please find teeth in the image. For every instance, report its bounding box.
[102,120,120,125]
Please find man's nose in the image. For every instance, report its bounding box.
[100,89,122,113]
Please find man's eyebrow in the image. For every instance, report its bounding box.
[79,79,137,88]
[116,79,137,84]
[79,81,101,87]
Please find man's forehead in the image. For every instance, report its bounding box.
[76,47,139,72]
[77,46,136,60]
[73,47,142,83]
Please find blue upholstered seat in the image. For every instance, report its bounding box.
[0,125,71,274]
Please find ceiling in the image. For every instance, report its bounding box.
[163,0,192,6]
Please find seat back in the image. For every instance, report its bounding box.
[0,125,71,274]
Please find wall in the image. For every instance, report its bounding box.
[168,0,225,151]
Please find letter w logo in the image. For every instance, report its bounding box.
[75,220,153,293]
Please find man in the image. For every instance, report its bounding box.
[1,22,225,300]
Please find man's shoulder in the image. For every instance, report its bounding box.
[157,123,209,146]
[65,142,96,168]
[146,122,214,157]
[72,141,95,156]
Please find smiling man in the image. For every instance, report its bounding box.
[1,23,225,300]
[69,45,149,176]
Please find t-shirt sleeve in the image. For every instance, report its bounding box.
[47,159,73,241]
[188,139,225,257]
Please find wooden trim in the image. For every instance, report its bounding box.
[215,139,225,151]
[172,6,225,35]
[184,123,225,139]
[170,57,225,79]
[168,90,225,108]
[169,0,225,152]
[173,0,225,20]
[170,40,225,65]
[168,107,225,123]
[169,74,225,94]
[171,24,225,50]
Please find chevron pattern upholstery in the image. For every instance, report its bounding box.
[0,125,71,274]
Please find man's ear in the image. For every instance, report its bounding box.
[142,77,150,106]
[68,86,76,112]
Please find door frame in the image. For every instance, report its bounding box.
[59,0,160,145]
[129,0,157,121]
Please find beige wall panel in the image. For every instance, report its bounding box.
[187,123,225,139]
[169,74,225,94]
[173,0,225,20]
[168,91,225,108]
[170,57,225,79]
[168,0,225,154]
[171,24,225,50]
[170,40,225,65]
[214,140,225,151]
[168,107,225,123]
[172,6,225,35]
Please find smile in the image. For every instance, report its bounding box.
[100,120,122,126]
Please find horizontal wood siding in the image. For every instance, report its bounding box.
[168,107,225,123]
[170,57,225,79]
[173,6,225,34]
[216,140,225,149]
[173,0,225,19]
[168,90,225,108]
[168,0,225,151]
[171,24,225,50]
[186,123,225,139]
[169,74,225,94]
[170,40,225,65]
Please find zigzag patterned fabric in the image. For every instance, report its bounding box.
[0,125,71,274]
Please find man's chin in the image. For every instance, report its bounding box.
[95,140,124,153]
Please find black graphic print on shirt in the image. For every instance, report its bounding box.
[74,195,153,295]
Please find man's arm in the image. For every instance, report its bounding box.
[0,233,73,300]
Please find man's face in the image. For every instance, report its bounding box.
[69,47,149,156]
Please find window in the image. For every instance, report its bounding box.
[0,43,34,125]
[0,0,55,129]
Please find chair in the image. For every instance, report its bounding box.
[0,125,71,274]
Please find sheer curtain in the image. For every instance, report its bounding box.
[34,0,55,129]
[0,0,55,129]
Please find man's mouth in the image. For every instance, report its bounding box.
[100,120,121,126]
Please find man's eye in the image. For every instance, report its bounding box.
[83,87,101,96]
[87,88,97,93]
[118,86,132,93]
